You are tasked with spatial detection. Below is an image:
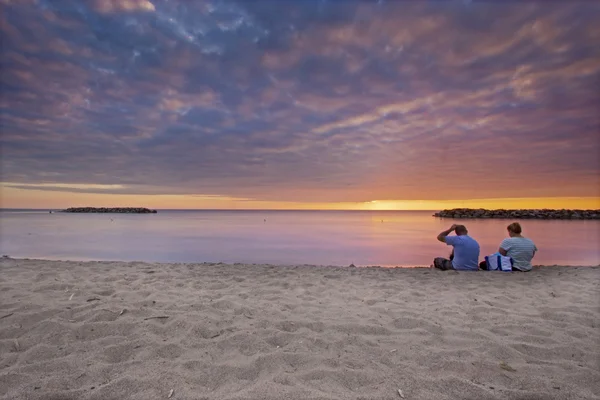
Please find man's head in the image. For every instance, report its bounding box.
[507,222,522,237]
[454,225,468,235]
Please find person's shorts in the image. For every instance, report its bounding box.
[433,257,454,270]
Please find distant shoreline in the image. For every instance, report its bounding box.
[2,208,600,217]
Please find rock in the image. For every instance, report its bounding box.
[61,207,157,214]
[433,208,599,220]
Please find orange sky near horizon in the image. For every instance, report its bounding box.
[1,186,598,210]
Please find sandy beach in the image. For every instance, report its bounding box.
[1,259,599,400]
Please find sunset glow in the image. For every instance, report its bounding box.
[1,185,598,211]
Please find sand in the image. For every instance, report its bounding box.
[0,259,599,400]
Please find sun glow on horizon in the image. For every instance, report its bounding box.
[1,185,598,211]
[361,198,600,211]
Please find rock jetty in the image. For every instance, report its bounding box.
[62,207,157,214]
[433,208,599,220]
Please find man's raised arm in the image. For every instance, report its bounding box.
[437,224,457,243]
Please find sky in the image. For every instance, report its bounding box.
[1,0,599,210]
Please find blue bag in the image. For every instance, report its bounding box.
[485,252,513,272]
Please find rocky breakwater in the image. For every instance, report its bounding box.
[433,208,600,220]
[62,207,157,214]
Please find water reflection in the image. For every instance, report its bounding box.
[0,210,598,267]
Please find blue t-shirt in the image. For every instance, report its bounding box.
[445,235,480,271]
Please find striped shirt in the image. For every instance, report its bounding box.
[500,237,538,271]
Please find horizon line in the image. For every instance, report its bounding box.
[2,207,599,212]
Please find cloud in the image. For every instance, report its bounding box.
[1,0,599,203]
[92,0,156,13]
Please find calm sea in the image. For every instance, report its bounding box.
[0,210,598,267]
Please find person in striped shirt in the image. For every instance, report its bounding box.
[498,222,538,272]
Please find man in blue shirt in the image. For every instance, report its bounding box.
[433,224,480,271]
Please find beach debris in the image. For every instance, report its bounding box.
[390,349,397,353]
[499,361,516,372]
[550,292,556,297]
[397,388,405,398]
[144,316,169,321]
[69,293,75,301]
[14,339,20,352]
[119,309,127,316]
[168,389,174,398]
[87,297,101,302]
[1,312,14,320]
